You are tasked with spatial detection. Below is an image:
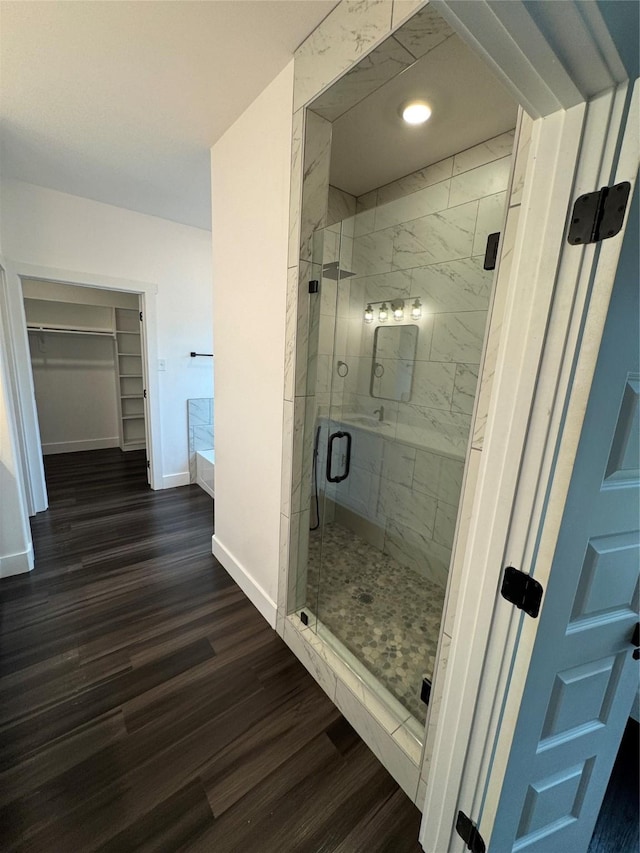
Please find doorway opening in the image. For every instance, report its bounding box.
[21,277,152,492]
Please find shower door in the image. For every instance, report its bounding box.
[306,211,447,726]
[302,179,500,723]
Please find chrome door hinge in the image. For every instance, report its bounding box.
[567,182,630,245]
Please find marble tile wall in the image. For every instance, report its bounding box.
[187,398,214,483]
[310,30,416,122]
[310,134,513,586]
[327,185,357,227]
[341,132,514,433]
[293,1,394,114]
[300,112,333,262]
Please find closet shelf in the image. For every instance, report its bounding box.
[27,325,115,337]
[116,307,146,453]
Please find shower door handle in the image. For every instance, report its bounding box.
[326,431,352,483]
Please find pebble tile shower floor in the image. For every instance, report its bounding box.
[307,524,446,725]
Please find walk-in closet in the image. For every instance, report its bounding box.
[23,279,147,457]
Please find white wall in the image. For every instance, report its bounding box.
[28,326,120,455]
[0,179,213,487]
[210,61,294,626]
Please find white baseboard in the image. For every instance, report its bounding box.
[0,543,34,577]
[212,536,277,628]
[161,472,190,489]
[42,437,119,455]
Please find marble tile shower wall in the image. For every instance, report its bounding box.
[346,131,514,445]
[187,398,214,483]
[327,185,356,226]
[313,133,514,588]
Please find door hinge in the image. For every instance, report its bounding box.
[139,311,143,322]
[567,181,630,245]
[420,677,432,705]
[309,280,319,294]
[143,389,147,399]
[147,460,150,469]
[631,622,639,660]
[456,811,485,853]
[483,232,500,270]
[501,566,543,618]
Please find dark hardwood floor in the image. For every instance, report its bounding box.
[589,717,639,853]
[0,449,423,852]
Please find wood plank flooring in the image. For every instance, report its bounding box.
[0,449,423,852]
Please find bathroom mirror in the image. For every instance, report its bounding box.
[370,325,418,402]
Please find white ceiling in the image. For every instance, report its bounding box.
[0,0,337,230]
[330,34,519,197]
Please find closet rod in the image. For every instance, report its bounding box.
[27,326,116,338]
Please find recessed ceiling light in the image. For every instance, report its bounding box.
[402,101,432,125]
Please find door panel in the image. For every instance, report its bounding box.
[490,185,639,853]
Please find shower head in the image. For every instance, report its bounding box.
[322,261,356,281]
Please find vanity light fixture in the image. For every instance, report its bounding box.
[402,101,432,126]
[363,297,422,324]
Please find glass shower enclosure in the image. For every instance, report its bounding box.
[294,191,496,725]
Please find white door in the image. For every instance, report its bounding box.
[487,181,639,852]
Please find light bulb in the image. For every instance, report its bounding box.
[364,304,374,324]
[378,302,388,322]
[393,304,404,321]
[402,102,432,125]
[411,298,422,320]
